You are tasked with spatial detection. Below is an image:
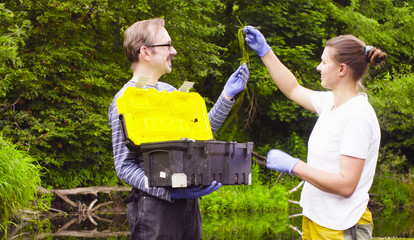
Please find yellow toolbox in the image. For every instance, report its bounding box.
[116,84,252,188]
[117,87,214,149]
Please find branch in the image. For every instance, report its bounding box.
[90,201,115,213]
[252,151,266,160]
[252,151,266,166]
[288,224,302,236]
[54,190,77,208]
[87,214,98,226]
[288,181,304,195]
[87,199,98,213]
[287,200,300,205]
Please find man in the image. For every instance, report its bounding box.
[108,18,249,240]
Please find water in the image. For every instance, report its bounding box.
[5,209,413,239]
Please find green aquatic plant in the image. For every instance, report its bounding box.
[237,16,249,66]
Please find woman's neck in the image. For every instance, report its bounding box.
[331,82,359,110]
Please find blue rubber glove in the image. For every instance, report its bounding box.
[243,26,271,57]
[266,149,300,175]
[171,181,222,199]
[223,63,249,98]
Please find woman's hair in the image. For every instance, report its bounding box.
[325,35,386,88]
[123,18,165,66]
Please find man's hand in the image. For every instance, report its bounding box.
[223,63,249,98]
[243,26,271,57]
[267,149,300,175]
[171,181,222,199]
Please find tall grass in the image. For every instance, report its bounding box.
[200,164,291,238]
[200,164,288,214]
[0,135,42,226]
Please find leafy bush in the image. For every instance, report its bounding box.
[369,71,414,168]
[370,148,413,215]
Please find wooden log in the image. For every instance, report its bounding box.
[37,186,132,213]
[35,230,130,239]
[51,186,132,196]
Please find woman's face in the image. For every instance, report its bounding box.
[316,47,340,89]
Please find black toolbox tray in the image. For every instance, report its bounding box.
[141,140,253,188]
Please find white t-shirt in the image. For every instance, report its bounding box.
[299,91,380,230]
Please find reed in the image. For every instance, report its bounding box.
[0,135,42,225]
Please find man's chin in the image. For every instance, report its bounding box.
[166,64,172,73]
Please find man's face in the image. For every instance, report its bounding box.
[149,27,177,76]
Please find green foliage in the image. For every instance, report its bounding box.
[160,0,227,84]
[0,0,226,188]
[0,3,31,98]
[215,0,414,164]
[370,170,412,216]
[369,147,414,214]
[368,72,414,166]
[0,0,413,203]
[200,164,288,214]
[0,135,42,226]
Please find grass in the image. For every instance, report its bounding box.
[200,164,288,214]
[0,135,42,226]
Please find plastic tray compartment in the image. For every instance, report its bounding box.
[117,87,213,149]
[142,140,253,188]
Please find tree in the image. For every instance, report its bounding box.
[0,0,413,190]
[0,0,227,188]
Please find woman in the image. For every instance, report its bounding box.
[244,26,386,239]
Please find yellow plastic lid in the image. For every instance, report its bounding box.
[117,87,213,147]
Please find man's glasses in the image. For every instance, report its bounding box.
[147,43,172,50]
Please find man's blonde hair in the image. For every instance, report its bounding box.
[123,18,165,65]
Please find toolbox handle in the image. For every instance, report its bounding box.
[119,114,128,143]
[118,114,140,151]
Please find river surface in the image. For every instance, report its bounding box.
[5,209,413,239]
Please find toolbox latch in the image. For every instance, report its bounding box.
[135,76,150,88]
[178,81,194,92]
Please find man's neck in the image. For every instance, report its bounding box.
[131,65,161,86]
[130,74,159,86]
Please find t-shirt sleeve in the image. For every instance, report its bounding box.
[340,112,371,159]
[311,91,333,115]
